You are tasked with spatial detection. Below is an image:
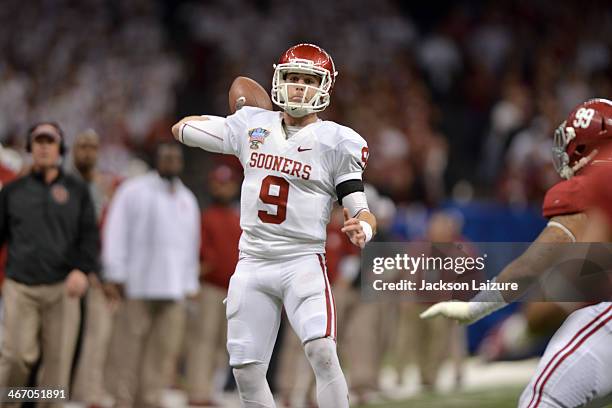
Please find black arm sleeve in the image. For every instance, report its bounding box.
[336,179,364,205]
[74,188,100,274]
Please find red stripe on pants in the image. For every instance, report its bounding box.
[317,254,332,338]
[527,305,612,408]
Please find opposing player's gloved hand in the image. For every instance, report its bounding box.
[420,287,507,324]
[419,301,477,324]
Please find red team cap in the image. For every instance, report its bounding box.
[208,165,239,184]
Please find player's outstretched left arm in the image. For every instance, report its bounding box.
[419,297,505,324]
[421,213,584,324]
[342,208,377,249]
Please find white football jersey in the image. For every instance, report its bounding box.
[220,107,368,259]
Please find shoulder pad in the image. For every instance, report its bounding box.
[542,177,588,218]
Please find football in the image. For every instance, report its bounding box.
[228,76,273,114]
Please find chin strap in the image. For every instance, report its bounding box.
[286,106,311,118]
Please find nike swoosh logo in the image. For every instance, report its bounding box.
[297,147,312,152]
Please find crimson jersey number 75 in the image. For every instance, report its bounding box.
[258,175,289,224]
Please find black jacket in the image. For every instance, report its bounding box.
[0,170,99,285]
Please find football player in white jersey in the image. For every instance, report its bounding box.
[172,44,376,408]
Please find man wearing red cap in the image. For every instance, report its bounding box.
[185,165,241,406]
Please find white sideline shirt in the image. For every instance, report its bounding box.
[103,172,200,299]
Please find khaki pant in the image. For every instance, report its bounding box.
[276,317,314,405]
[0,278,80,408]
[105,299,185,408]
[335,284,382,393]
[184,283,227,402]
[392,303,461,390]
[72,282,114,404]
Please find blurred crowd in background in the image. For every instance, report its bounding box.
[0,0,182,177]
[0,0,611,406]
[0,0,610,209]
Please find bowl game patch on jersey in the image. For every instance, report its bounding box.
[248,127,270,150]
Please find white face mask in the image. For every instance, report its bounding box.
[552,122,576,179]
[271,60,334,116]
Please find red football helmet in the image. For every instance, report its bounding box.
[271,43,338,117]
[553,98,612,179]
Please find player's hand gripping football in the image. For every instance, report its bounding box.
[342,208,367,249]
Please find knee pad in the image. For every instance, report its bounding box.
[305,338,339,379]
[304,338,349,408]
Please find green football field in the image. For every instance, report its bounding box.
[357,387,612,408]
[358,386,523,408]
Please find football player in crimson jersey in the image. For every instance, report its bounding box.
[172,44,376,407]
[421,98,612,407]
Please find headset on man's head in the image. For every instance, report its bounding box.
[26,122,66,155]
